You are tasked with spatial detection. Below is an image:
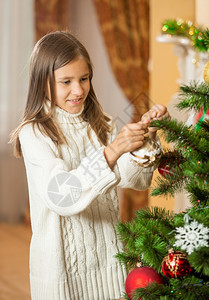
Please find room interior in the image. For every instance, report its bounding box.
[0,0,208,299]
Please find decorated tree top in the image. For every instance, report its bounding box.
[161,18,209,52]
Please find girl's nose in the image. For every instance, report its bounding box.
[71,82,83,96]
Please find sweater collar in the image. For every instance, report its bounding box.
[55,105,85,124]
[44,100,87,125]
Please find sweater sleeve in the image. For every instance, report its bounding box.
[19,124,119,216]
[109,120,160,191]
[116,153,155,190]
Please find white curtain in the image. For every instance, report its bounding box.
[0,0,34,222]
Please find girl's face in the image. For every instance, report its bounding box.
[52,56,90,114]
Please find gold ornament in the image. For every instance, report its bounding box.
[203,61,209,84]
[161,248,192,279]
[130,138,162,168]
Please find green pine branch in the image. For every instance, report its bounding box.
[151,166,187,197]
[134,206,174,223]
[188,206,209,228]
[132,282,171,300]
[134,234,168,271]
[157,150,185,167]
[186,184,209,207]
[183,160,209,186]
[150,118,209,159]
[114,252,138,270]
[199,119,209,134]
[189,247,209,276]
[177,81,209,112]
[202,29,209,48]
[131,277,209,300]
[116,208,175,271]
[152,156,209,201]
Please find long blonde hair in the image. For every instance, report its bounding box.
[10,31,111,157]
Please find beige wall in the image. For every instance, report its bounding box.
[149,0,195,211]
[150,0,195,106]
[196,0,209,27]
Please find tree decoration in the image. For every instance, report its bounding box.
[130,137,162,168]
[158,161,172,177]
[157,151,182,178]
[125,265,162,299]
[161,19,207,52]
[174,215,209,254]
[161,248,192,278]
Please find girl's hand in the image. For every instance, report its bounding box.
[141,104,170,138]
[104,121,149,169]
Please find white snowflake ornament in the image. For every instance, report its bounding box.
[174,219,209,255]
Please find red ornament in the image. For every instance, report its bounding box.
[125,266,162,299]
[162,249,192,278]
[158,161,171,177]
[157,151,182,177]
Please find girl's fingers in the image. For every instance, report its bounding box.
[116,136,145,152]
[131,135,145,142]
[117,131,147,144]
[143,107,170,123]
[157,112,170,121]
[123,122,148,132]
[149,104,167,117]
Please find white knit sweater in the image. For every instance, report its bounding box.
[19,106,156,300]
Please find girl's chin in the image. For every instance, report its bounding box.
[64,103,84,114]
[56,101,85,114]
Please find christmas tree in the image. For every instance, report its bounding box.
[116,30,209,300]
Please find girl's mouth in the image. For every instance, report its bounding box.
[67,98,82,103]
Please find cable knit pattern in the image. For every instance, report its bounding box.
[19,106,156,300]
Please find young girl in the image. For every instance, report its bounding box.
[11,31,169,300]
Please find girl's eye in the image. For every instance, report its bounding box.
[80,77,89,82]
[62,80,70,85]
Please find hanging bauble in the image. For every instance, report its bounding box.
[125,266,162,299]
[161,248,192,279]
[157,151,182,177]
[130,137,162,168]
[158,161,172,177]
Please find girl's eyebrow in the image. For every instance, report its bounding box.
[58,73,90,80]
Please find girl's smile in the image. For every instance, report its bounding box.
[53,57,90,114]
